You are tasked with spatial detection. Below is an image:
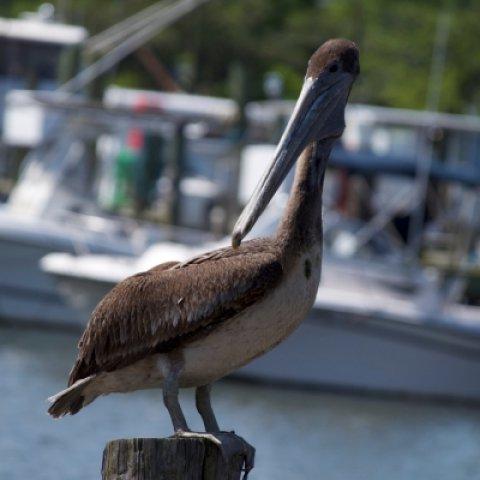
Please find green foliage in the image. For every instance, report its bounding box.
[1,0,479,113]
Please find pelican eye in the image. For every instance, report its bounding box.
[329,63,339,73]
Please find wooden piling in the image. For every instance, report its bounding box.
[101,433,255,480]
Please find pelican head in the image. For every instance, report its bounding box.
[232,38,359,248]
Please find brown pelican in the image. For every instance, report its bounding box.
[48,39,359,438]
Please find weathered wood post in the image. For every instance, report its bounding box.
[102,433,255,480]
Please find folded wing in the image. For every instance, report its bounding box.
[68,239,283,385]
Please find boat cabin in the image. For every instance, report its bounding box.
[0,8,87,145]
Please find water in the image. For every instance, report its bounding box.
[1,325,480,480]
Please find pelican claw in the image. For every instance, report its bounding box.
[173,429,222,445]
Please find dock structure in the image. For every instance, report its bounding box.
[101,433,255,480]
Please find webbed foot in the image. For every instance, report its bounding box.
[172,430,255,479]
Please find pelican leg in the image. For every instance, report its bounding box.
[195,384,254,478]
[162,376,254,478]
[195,384,220,432]
[162,361,188,432]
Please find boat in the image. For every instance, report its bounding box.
[41,103,480,400]
[0,1,240,326]
[0,9,110,326]
[0,87,236,326]
[246,103,480,401]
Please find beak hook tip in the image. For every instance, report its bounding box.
[232,230,242,249]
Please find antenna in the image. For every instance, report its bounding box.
[85,0,174,56]
[59,0,211,93]
[407,9,452,261]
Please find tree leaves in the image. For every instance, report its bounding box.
[1,0,478,113]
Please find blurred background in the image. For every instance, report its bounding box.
[1,1,480,479]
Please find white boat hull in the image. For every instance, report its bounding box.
[239,307,480,402]
[0,211,135,326]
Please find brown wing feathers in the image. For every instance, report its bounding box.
[68,239,283,386]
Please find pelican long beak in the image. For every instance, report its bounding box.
[232,75,351,248]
